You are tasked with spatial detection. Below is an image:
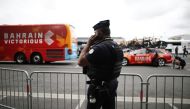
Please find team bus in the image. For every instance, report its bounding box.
[164,40,190,54]
[0,24,78,64]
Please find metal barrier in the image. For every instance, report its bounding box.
[29,71,88,109]
[1,67,190,109]
[146,74,190,109]
[29,72,144,109]
[0,67,30,109]
[117,73,144,109]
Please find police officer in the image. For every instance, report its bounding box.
[78,20,123,109]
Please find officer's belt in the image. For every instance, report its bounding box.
[86,79,116,86]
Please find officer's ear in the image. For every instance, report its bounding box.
[100,27,110,36]
[94,29,104,40]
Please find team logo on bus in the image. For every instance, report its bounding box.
[45,31,54,45]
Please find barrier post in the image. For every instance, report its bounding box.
[0,67,30,109]
[146,74,190,109]
[118,73,144,109]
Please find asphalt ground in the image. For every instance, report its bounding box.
[0,55,190,109]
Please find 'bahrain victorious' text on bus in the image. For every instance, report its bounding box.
[0,24,78,64]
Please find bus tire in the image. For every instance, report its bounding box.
[30,53,43,64]
[15,52,26,64]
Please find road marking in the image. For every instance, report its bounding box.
[0,95,7,100]
[75,65,80,68]
[168,103,178,109]
[1,91,190,104]
[0,104,15,109]
[75,97,85,109]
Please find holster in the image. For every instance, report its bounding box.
[96,85,110,97]
[87,79,111,98]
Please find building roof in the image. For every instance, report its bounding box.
[168,34,190,40]
[77,37,125,43]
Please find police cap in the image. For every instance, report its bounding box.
[93,20,110,30]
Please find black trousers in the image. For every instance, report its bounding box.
[86,79,118,109]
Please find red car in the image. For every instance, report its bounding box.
[122,48,173,66]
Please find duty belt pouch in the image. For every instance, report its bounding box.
[88,85,96,97]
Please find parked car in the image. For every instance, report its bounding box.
[122,48,173,66]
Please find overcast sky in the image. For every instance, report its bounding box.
[0,0,190,40]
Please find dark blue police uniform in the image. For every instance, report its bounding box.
[85,38,123,109]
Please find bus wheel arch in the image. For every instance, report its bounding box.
[30,52,43,64]
[14,52,26,64]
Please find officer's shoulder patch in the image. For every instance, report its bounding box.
[89,49,94,54]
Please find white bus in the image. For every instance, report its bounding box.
[164,40,190,54]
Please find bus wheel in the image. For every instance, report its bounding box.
[15,53,26,64]
[31,53,43,64]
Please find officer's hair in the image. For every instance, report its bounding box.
[100,27,110,36]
